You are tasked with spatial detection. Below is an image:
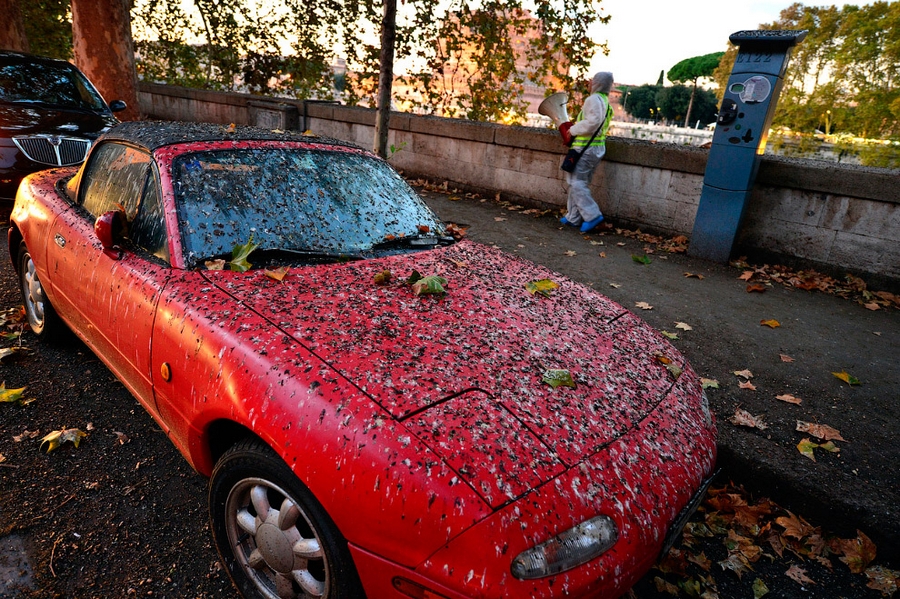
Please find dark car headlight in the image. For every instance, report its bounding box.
[510,515,618,579]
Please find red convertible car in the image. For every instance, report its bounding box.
[9,121,717,599]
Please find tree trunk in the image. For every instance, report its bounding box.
[0,0,30,53]
[373,0,397,158]
[684,81,697,128]
[71,0,141,121]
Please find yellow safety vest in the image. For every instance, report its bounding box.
[571,92,613,148]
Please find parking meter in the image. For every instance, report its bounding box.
[688,30,807,263]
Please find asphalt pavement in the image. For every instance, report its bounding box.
[417,185,900,566]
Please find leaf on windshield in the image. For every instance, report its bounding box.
[526,279,559,297]
[40,428,87,453]
[542,369,575,389]
[417,224,430,233]
[0,383,28,404]
[230,235,260,273]
[373,270,392,285]
[411,275,448,296]
[264,266,290,282]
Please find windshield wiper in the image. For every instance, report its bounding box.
[368,234,455,253]
[255,247,364,263]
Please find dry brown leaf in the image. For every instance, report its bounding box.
[863,302,880,311]
[776,393,802,405]
[675,322,693,331]
[564,250,577,256]
[739,271,754,281]
[786,565,815,585]
[747,284,768,293]
[796,421,846,442]
[760,319,781,328]
[684,272,705,279]
[739,381,757,391]
[729,408,767,430]
[635,301,653,310]
[780,354,795,363]
[733,369,753,379]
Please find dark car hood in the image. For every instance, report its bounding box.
[0,103,117,137]
[207,241,690,506]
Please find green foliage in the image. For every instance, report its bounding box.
[131,0,605,123]
[21,0,72,59]
[622,83,717,126]
[622,84,661,120]
[667,52,725,85]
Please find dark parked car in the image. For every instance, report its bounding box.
[0,50,125,201]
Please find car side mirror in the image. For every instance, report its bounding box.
[109,100,127,113]
[95,210,127,258]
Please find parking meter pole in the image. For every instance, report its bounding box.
[688,30,807,263]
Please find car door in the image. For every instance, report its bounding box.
[47,141,171,421]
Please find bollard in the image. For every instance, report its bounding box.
[688,30,807,263]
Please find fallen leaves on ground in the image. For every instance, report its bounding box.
[615,228,689,253]
[635,301,653,310]
[780,354,795,363]
[729,408,768,430]
[832,370,861,386]
[675,322,693,331]
[734,369,753,379]
[40,428,88,453]
[0,383,28,404]
[651,483,898,598]
[796,421,846,442]
[701,378,719,389]
[760,319,780,328]
[632,254,652,265]
[797,438,840,461]
[739,381,758,391]
[684,272,705,279]
[776,393,802,405]
[730,257,900,310]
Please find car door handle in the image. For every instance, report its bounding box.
[54,233,66,248]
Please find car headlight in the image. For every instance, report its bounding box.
[510,515,618,579]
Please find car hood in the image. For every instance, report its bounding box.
[208,241,691,507]
[0,103,117,137]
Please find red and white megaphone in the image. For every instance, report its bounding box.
[538,92,570,127]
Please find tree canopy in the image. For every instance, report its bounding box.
[714,1,900,143]
[129,0,607,124]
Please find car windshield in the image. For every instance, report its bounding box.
[172,147,446,268]
[0,58,107,111]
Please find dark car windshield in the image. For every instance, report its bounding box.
[0,57,108,111]
[172,148,446,268]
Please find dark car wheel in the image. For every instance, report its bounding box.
[17,241,61,339]
[210,440,365,599]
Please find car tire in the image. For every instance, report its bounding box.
[209,439,366,599]
[17,241,62,339]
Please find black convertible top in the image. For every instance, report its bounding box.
[100,120,364,154]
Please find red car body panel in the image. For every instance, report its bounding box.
[9,132,717,599]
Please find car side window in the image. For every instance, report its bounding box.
[81,143,151,220]
[129,167,170,263]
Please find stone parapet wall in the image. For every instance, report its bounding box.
[137,82,899,284]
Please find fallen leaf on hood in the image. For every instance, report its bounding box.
[776,393,802,405]
[832,370,861,386]
[780,354,795,363]
[796,421,846,442]
[229,235,260,272]
[373,270,392,285]
[635,301,653,310]
[675,322,693,331]
[739,381,757,391]
[734,369,753,379]
[411,274,448,296]
[542,369,575,389]
[205,259,226,270]
[526,279,559,297]
[264,266,290,282]
[785,565,815,585]
[701,378,719,389]
[729,408,767,430]
[760,319,780,328]
[40,428,88,453]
